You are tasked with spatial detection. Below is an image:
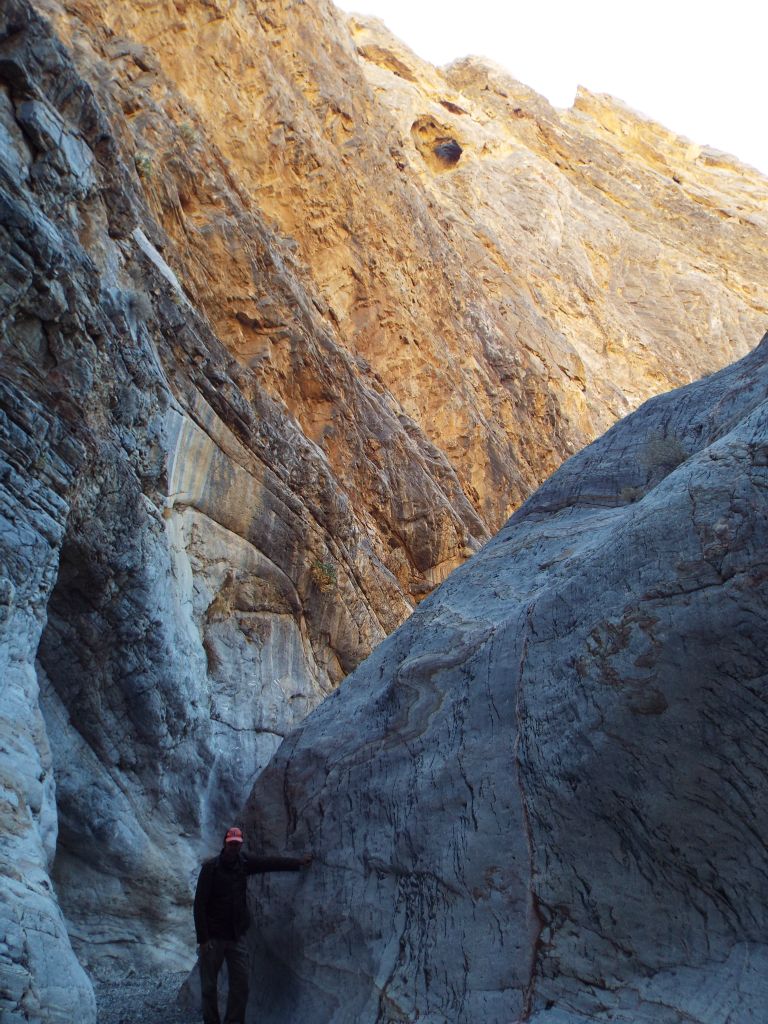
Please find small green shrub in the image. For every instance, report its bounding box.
[311,560,337,593]
[641,432,688,473]
[135,152,154,179]
[128,290,153,321]
[620,485,644,504]
[179,121,198,145]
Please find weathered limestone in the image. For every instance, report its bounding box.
[0,0,439,1013]
[0,385,95,1022]
[245,336,768,1023]
[0,0,767,1018]
[37,0,768,550]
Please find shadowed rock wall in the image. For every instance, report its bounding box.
[0,0,443,1014]
[244,337,768,1023]
[1,0,767,1018]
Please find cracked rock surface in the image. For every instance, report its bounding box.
[0,0,420,1016]
[2,0,768,1019]
[245,337,768,1023]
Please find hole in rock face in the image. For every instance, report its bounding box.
[433,137,462,166]
[410,116,464,173]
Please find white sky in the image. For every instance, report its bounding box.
[334,0,768,178]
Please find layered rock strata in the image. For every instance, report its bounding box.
[1,0,767,1019]
[245,334,768,1023]
[0,0,445,1015]
[38,0,768,550]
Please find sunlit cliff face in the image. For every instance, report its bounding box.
[41,0,768,591]
[1,1,768,1020]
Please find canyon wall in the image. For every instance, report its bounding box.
[0,0,766,1019]
[0,1,413,1014]
[246,335,768,1023]
[37,0,768,555]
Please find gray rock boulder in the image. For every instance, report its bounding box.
[244,335,768,1023]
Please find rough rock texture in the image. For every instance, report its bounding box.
[37,0,768,550]
[245,336,768,1023]
[1,0,767,1019]
[0,0,413,1015]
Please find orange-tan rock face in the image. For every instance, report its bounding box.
[3,0,768,1014]
[36,0,768,598]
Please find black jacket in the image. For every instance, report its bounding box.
[194,850,303,943]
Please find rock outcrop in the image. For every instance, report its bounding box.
[36,0,768,552]
[1,0,767,1019]
[0,0,419,1013]
[245,335,768,1023]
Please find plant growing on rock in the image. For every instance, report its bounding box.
[620,484,644,503]
[641,431,689,473]
[134,151,154,179]
[178,120,198,145]
[311,559,337,592]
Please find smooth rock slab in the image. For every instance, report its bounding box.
[244,336,768,1024]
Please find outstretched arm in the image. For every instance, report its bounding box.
[244,854,312,875]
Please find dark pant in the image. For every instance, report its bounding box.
[199,936,250,1024]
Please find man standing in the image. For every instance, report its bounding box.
[194,826,311,1024]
